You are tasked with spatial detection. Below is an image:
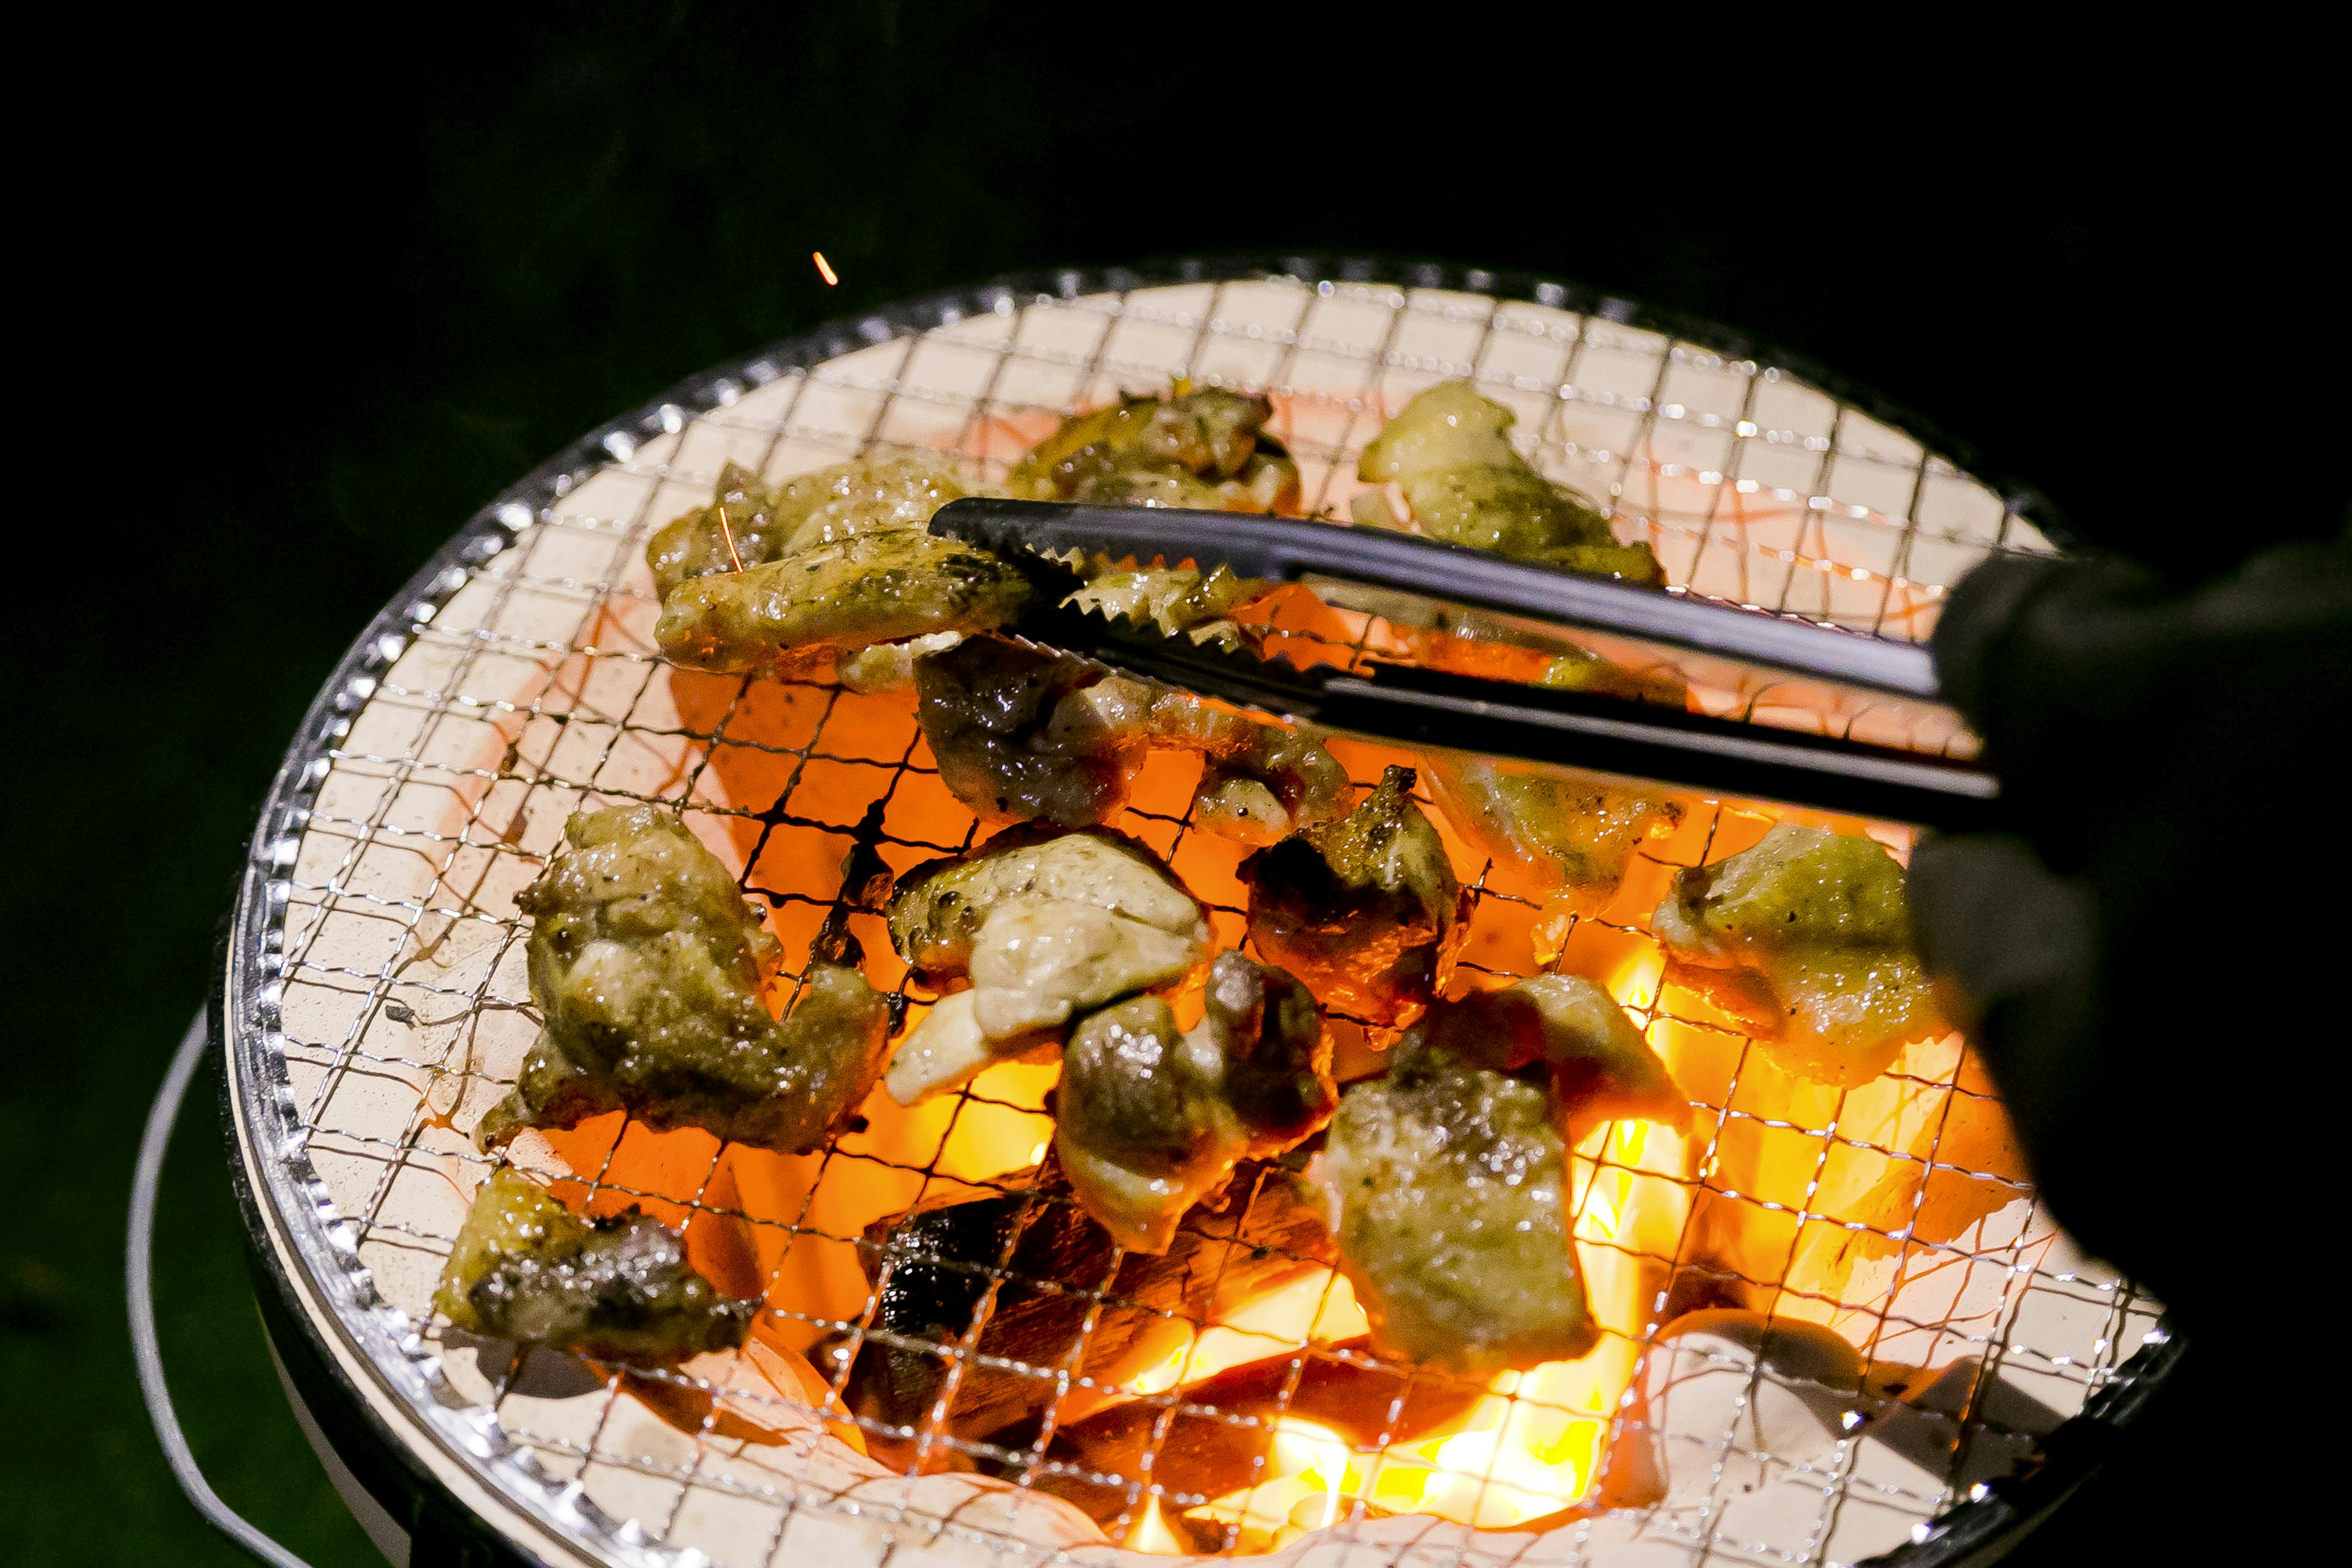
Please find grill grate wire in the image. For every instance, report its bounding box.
[240,266,2162,1568]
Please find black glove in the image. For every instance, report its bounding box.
[1910,538,2351,1346]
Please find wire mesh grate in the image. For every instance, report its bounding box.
[235,265,2162,1568]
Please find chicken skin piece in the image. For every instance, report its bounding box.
[1652,824,1942,1087]
[654,527,1032,679]
[1054,952,1334,1252]
[1066,561,1270,651]
[913,633,1349,845]
[434,1167,755,1361]
[1008,386,1301,514]
[1238,766,1470,1027]
[646,452,970,598]
[475,806,892,1154]
[883,826,1213,1104]
[1357,381,1664,585]
[1425,755,1684,922]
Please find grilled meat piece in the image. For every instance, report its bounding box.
[646,452,969,599]
[1311,974,1685,1375]
[654,527,1032,678]
[1008,387,1300,514]
[476,805,892,1153]
[913,634,1348,845]
[1239,766,1470,1027]
[827,1158,1337,1446]
[1066,561,1270,651]
[1653,824,1942,1087]
[883,826,1212,1104]
[434,1167,754,1361]
[1055,952,1333,1252]
[1357,380,1663,584]
[1425,756,1684,924]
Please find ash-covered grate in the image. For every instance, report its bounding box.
[226,261,2165,1568]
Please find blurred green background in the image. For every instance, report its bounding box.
[6,6,2332,1562]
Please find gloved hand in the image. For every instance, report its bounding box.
[1910,537,2351,1346]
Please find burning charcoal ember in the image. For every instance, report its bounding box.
[1356,380,1663,584]
[1594,1309,1862,1510]
[1652,823,1943,1087]
[646,451,970,599]
[1023,1336,1487,1526]
[1238,766,1471,1027]
[475,805,892,1154]
[1008,386,1300,514]
[1055,952,1335,1252]
[1312,974,1684,1376]
[829,1159,1338,1448]
[433,1168,754,1362]
[1423,755,1684,932]
[882,826,1213,1104]
[913,634,1349,845]
[654,527,1034,680]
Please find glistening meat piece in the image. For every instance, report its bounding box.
[434,1167,754,1362]
[646,451,970,598]
[1355,380,1664,584]
[1652,823,1943,1087]
[1313,978,1685,1374]
[654,527,1032,679]
[1054,952,1334,1252]
[1238,765,1470,1027]
[476,805,892,1154]
[913,633,1348,845]
[824,1157,1338,1449]
[1008,385,1300,514]
[883,826,1212,1104]
[1425,755,1684,925]
[1065,561,1270,650]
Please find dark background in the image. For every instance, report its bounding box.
[7,7,2335,1561]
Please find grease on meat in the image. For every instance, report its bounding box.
[1357,381,1664,584]
[1426,755,1684,930]
[883,826,1212,1104]
[1054,952,1333,1252]
[434,1167,755,1361]
[476,805,891,1153]
[1239,765,1469,1026]
[1652,824,1942,1087]
[646,452,968,599]
[913,634,1348,844]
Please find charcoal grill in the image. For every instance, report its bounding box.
[194,258,2179,1568]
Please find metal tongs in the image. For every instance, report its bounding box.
[930,498,1999,832]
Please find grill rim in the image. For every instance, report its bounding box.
[219,254,2166,1568]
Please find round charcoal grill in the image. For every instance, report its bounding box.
[199,258,2180,1568]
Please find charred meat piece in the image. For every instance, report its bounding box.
[1239,766,1469,1027]
[434,1167,754,1361]
[1027,1336,1486,1525]
[883,826,1212,1104]
[646,451,969,599]
[1009,386,1301,514]
[654,527,1031,679]
[1652,824,1941,1087]
[1055,952,1334,1252]
[1311,974,1684,1374]
[1425,756,1683,923]
[829,1158,1338,1446]
[913,634,1348,844]
[1357,381,1663,584]
[1420,975,1689,1147]
[476,805,892,1153]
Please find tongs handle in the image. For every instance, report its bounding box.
[931,497,1943,700]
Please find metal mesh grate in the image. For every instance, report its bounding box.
[231,264,2165,1568]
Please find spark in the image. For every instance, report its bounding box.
[714,502,745,572]
[813,251,839,286]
